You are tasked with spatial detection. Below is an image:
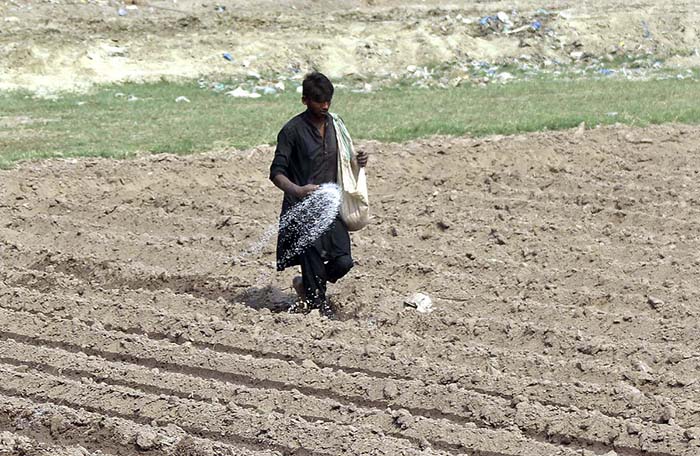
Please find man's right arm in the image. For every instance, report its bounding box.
[272,174,318,199]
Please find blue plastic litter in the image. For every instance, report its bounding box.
[531,20,542,31]
[599,69,615,76]
[223,53,234,62]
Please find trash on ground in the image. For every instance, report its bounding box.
[496,11,510,24]
[496,72,514,82]
[404,293,434,313]
[226,87,261,98]
[351,83,373,93]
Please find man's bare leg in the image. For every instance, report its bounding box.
[292,275,306,303]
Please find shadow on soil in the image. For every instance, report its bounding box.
[229,285,358,321]
[230,285,297,313]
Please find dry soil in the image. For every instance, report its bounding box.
[1,123,700,455]
[2,1,700,455]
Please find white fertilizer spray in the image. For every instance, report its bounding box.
[237,183,342,264]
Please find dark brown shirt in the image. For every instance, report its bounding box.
[269,110,338,210]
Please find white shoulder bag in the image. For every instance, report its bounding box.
[331,113,370,231]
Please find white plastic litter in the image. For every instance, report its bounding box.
[405,293,433,313]
[496,11,510,24]
[226,87,261,99]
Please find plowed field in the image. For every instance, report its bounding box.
[1,124,699,455]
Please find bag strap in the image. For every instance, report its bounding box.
[331,113,354,161]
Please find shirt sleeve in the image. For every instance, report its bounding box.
[269,126,293,181]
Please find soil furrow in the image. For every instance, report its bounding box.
[4,262,698,334]
[0,392,281,456]
[0,308,526,431]
[3,264,698,352]
[2,285,698,429]
[0,430,111,456]
[8,214,698,285]
[0,338,589,456]
[0,252,250,301]
[5,234,694,299]
[0,308,692,455]
[2,275,696,379]
[0,363,457,456]
[3,124,700,456]
[4,207,696,276]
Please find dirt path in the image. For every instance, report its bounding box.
[1,124,699,454]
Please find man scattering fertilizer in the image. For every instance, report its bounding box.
[270,72,369,316]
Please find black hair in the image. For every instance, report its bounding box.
[302,72,334,102]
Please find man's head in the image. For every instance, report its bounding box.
[302,72,334,118]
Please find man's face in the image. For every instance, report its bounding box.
[303,97,331,118]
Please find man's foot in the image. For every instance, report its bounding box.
[319,300,336,319]
[292,276,306,302]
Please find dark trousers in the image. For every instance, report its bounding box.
[300,249,353,309]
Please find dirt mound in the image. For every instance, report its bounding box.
[1,0,698,92]
[1,125,699,454]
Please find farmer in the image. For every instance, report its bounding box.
[269,72,368,316]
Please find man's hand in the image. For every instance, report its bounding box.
[294,184,319,199]
[356,150,369,167]
[272,174,319,199]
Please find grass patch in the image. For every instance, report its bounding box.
[1,77,700,167]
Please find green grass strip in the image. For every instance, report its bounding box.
[1,77,699,167]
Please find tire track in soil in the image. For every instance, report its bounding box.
[0,307,693,455]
